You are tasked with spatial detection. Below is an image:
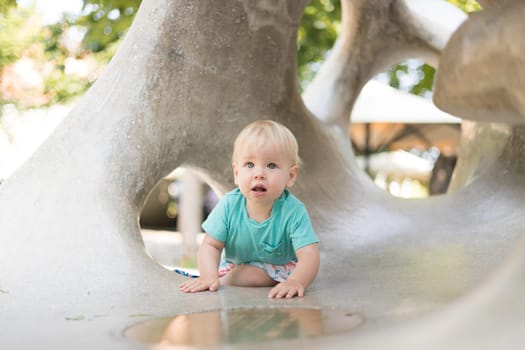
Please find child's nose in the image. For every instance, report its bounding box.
[254,168,266,179]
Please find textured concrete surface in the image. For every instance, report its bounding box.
[1,0,525,349]
[434,0,525,123]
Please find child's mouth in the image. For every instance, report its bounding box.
[252,185,267,193]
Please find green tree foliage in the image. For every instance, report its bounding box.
[447,0,482,13]
[0,0,143,109]
[75,0,141,52]
[386,61,436,97]
[0,6,51,108]
[297,0,341,90]
[0,0,16,14]
[0,6,40,67]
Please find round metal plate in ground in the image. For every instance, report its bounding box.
[124,307,364,346]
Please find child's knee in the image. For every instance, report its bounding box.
[223,264,275,287]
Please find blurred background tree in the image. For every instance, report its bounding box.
[297,0,341,90]
[0,0,141,109]
[72,0,141,53]
[0,0,16,14]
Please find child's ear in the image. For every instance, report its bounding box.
[232,163,239,185]
[287,166,299,187]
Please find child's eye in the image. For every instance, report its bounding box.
[267,163,277,169]
[245,162,254,168]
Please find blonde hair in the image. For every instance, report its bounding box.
[232,120,302,167]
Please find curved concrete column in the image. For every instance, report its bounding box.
[1,0,525,349]
[447,122,511,191]
[434,0,525,124]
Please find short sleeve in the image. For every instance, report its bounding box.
[289,204,320,251]
[201,195,229,242]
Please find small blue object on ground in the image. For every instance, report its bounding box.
[174,269,199,278]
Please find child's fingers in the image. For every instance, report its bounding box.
[268,284,281,298]
[179,280,193,290]
[208,280,220,292]
[286,286,303,298]
[277,288,293,298]
[180,279,202,292]
[180,278,219,293]
[268,284,290,298]
[268,283,304,299]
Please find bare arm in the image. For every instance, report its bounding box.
[268,243,320,298]
[179,234,224,293]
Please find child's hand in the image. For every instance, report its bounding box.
[179,277,220,293]
[268,278,305,298]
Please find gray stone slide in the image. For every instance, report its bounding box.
[1,0,524,348]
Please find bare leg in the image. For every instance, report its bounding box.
[220,264,277,287]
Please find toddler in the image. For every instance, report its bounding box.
[179,120,320,298]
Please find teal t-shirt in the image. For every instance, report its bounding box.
[202,188,319,265]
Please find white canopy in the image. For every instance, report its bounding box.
[351,80,461,124]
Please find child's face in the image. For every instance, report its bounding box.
[232,142,298,208]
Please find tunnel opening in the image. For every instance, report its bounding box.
[140,167,220,273]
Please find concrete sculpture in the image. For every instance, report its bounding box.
[1,0,524,348]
